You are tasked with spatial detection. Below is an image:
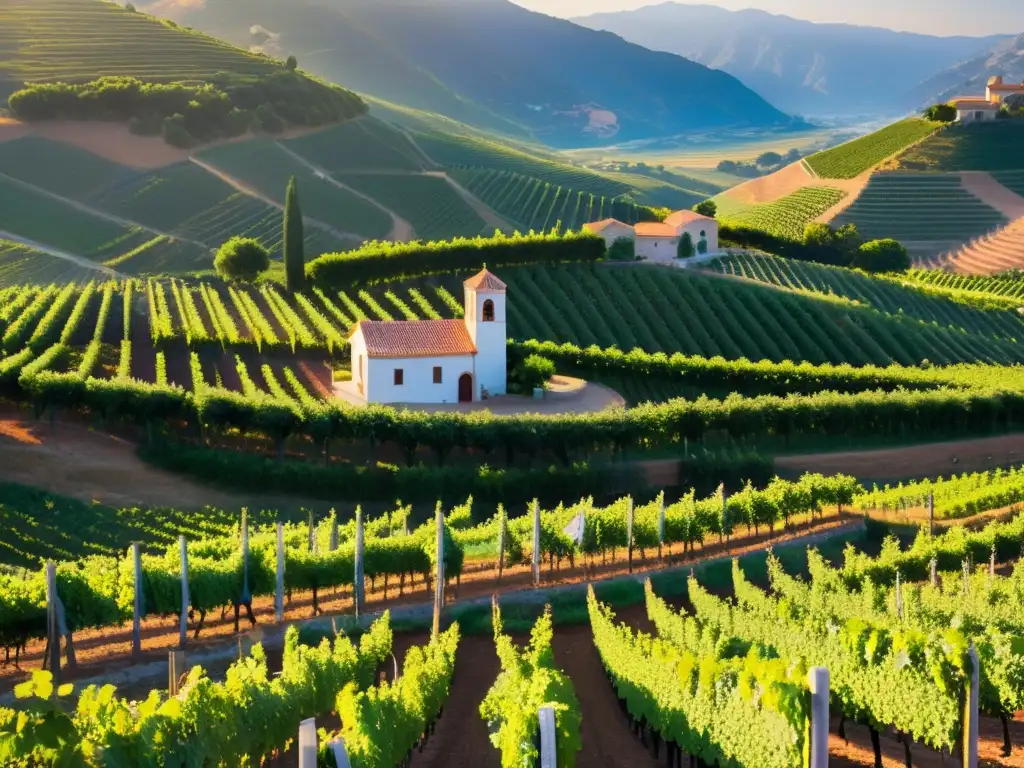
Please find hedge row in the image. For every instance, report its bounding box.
[306,229,606,287]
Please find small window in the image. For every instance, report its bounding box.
[394,368,404,386]
[482,299,495,322]
[700,230,706,237]
[433,366,442,384]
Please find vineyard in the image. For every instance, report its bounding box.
[832,172,1007,243]
[0,0,282,101]
[804,118,942,179]
[4,485,1024,766]
[904,268,1024,299]
[892,121,1024,172]
[282,117,429,173]
[705,251,1024,342]
[856,464,1024,519]
[0,241,98,286]
[713,186,847,241]
[449,168,652,232]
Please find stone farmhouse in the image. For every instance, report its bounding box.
[951,76,1024,123]
[585,210,719,260]
[347,268,507,405]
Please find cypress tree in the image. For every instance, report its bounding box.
[283,176,305,292]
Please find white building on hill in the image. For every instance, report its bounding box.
[347,268,507,404]
[585,209,718,261]
[951,75,1024,122]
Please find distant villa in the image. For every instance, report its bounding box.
[584,210,719,261]
[950,76,1024,123]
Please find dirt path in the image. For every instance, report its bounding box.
[428,170,510,231]
[189,157,365,245]
[0,230,123,278]
[274,141,415,242]
[961,172,1024,219]
[776,432,1024,482]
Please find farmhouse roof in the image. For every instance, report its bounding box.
[664,210,714,228]
[989,82,1024,91]
[349,319,477,358]
[951,97,1000,107]
[464,268,506,293]
[584,218,630,233]
[634,222,678,237]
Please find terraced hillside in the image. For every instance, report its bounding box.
[832,173,1006,251]
[704,251,1024,343]
[804,118,941,179]
[0,0,281,102]
[892,122,1024,172]
[714,186,848,241]
[281,117,430,173]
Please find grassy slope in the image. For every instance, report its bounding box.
[713,186,848,241]
[804,118,942,179]
[891,122,1024,172]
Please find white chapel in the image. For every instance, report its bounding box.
[347,268,508,404]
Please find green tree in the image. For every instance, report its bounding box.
[697,234,708,255]
[924,103,957,122]
[677,232,695,259]
[283,176,305,292]
[286,55,298,71]
[214,237,270,283]
[694,199,717,218]
[608,236,635,261]
[853,238,911,273]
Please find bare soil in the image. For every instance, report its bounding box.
[776,433,1024,482]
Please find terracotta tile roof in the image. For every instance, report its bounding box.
[350,320,477,358]
[990,83,1024,91]
[664,210,714,228]
[584,218,630,233]
[634,222,678,237]
[951,97,999,107]
[464,268,506,292]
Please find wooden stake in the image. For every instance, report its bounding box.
[179,536,189,649]
[132,543,143,659]
[963,644,979,768]
[45,562,60,687]
[168,650,185,696]
[298,718,318,768]
[657,492,666,563]
[354,508,365,618]
[531,499,541,587]
[275,522,285,623]
[626,496,635,574]
[808,667,830,768]
[433,505,445,637]
[538,706,557,768]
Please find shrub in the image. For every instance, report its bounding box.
[853,238,911,273]
[286,55,298,71]
[924,103,958,123]
[694,199,717,218]
[509,354,555,394]
[608,236,635,261]
[162,114,194,149]
[214,237,271,282]
[677,232,694,259]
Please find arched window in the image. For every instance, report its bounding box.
[700,230,706,238]
[482,299,495,322]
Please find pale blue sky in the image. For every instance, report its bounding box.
[512,0,1024,37]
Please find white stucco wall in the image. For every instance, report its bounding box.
[587,223,635,247]
[351,332,369,398]
[957,108,998,123]
[365,354,477,404]
[465,287,507,396]
[680,220,719,255]
[636,236,678,261]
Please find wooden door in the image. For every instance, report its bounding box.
[458,373,473,403]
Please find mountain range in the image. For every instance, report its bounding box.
[912,33,1024,104]
[572,3,1011,116]
[144,0,799,146]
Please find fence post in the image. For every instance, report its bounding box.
[964,644,980,768]
[308,510,316,552]
[298,717,318,768]
[989,546,996,578]
[539,706,557,768]
[179,535,189,649]
[354,508,365,618]
[808,667,829,768]
[132,542,143,659]
[496,504,506,584]
[327,738,352,768]
[45,562,60,686]
[241,509,251,607]
[657,492,666,563]
[930,556,938,588]
[168,650,185,696]
[532,499,541,587]
[433,506,445,637]
[329,515,339,552]
[928,491,934,537]
[626,496,635,574]
[894,571,903,621]
[275,522,285,623]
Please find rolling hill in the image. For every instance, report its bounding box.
[572,3,1004,116]
[148,0,799,147]
[911,33,1024,108]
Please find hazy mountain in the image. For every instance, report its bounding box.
[572,2,1006,116]
[146,0,797,146]
[912,33,1024,105]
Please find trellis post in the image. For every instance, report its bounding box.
[308,509,316,552]
[298,718,318,768]
[964,644,980,768]
[929,556,938,588]
[168,650,185,696]
[275,522,285,623]
[179,535,189,649]
[132,542,143,659]
[808,667,829,768]
[241,509,251,607]
[928,491,935,537]
[327,738,352,768]
[626,496,635,574]
[532,499,541,587]
[354,508,365,618]
[45,562,61,686]
[657,492,666,563]
[433,505,445,637]
[496,504,506,584]
[329,515,339,551]
[539,706,557,768]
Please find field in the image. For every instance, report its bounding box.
[892,121,1024,172]
[706,251,1024,342]
[832,172,1007,243]
[282,116,429,172]
[714,186,847,241]
[0,240,99,286]
[450,168,651,232]
[904,269,1024,299]
[0,0,282,102]
[0,136,133,199]
[340,173,487,241]
[195,140,395,240]
[804,118,942,179]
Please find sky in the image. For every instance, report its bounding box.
[511,0,1024,37]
